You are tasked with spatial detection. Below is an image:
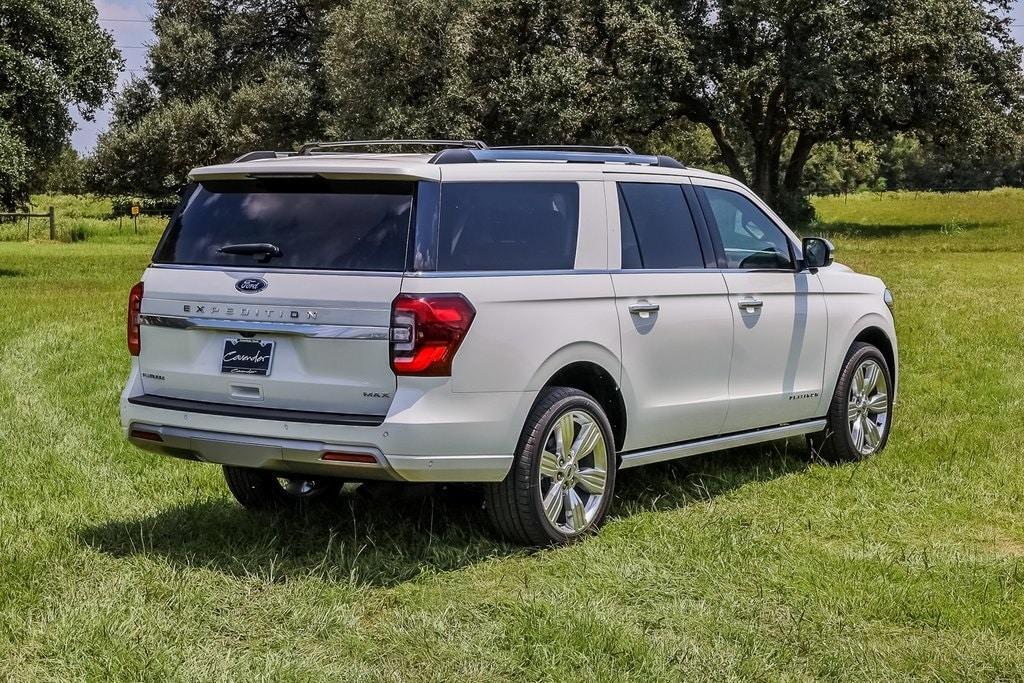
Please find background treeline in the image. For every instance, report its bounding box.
[13,0,1024,224]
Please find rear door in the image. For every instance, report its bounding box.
[608,176,734,451]
[137,177,418,418]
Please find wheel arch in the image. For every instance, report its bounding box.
[534,357,626,452]
[853,326,897,388]
[821,314,898,414]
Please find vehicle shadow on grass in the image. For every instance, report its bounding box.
[80,439,813,588]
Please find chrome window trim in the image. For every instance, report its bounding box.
[139,314,389,340]
[404,268,606,278]
[148,264,802,278]
[147,263,404,277]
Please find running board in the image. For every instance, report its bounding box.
[618,419,826,469]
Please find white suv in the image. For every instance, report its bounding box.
[120,140,897,545]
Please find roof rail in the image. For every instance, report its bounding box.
[492,144,636,154]
[430,148,685,168]
[232,150,291,162]
[298,139,488,155]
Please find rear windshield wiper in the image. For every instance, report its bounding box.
[218,243,282,263]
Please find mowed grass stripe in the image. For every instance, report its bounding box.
[0,191,1023,680]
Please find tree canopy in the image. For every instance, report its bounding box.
[0,0,120,208]
[90,0,330,196]
[90,0,1024,221]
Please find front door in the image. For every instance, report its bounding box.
[694,182,828,433]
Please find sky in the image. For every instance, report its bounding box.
[71,0,1024,154]
[71,0,154,153]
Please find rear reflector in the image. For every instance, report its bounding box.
[129,428,163,442]
[321,452,377,464]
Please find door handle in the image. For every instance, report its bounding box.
[628,301,660,317]
[737,297,763,312]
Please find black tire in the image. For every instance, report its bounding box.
[809,342,894,463]
[485,387,617,546]
[223,466,344,511]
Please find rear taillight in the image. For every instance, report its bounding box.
[127,281,144,356]
[390,294,475,376]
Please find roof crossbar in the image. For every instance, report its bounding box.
[298,139,488,155]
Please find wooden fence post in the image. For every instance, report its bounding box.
[48,206,55,240]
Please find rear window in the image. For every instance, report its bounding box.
[153,178,414,271]
[436,182,579,271]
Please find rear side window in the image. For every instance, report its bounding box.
[617,183,704,269]
[437,182,579,271]
[153,178,414,271]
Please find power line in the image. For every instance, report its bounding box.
[99,17,150,23]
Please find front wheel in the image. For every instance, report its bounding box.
[223,466,344,511]
[809,342,893,462]
[485,387,617,545]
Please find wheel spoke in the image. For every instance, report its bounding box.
[853,366,866,394]
[866,393,888,414]
[848,398,860,414]
[862,363,880,394]
[577,467,606,495]
[555,414,575,459]
[543,484,564,523]
[539,449,559,478]
[863,418,881,450]
[565,488,587,531]
[850,415,865,451]
[570,421,601,463]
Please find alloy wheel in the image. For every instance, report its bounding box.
[537,410,610,534]
[847,359,890,455]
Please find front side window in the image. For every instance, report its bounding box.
[701,187,794,269]
[617,183,705,269]
[153,178,414,271]
[437,182,579,271]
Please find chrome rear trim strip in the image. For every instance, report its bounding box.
[619,419,826,469]
[128,394,386,426]
[139,314,389,340]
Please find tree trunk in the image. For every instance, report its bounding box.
[750,136,786,207]
[784,130,817,192]
[706,120,747,185]
[751,141,771,201]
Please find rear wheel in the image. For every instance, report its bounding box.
[809,342,893,462]
[223,466,343,511]
[486,387,616,545]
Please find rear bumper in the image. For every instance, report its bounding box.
[127,423,511,482]
[120,365,534,483]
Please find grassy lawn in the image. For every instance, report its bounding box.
[1,190,1023,680]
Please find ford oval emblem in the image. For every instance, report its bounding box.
[235,277,268,293]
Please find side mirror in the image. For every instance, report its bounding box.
[802,237,834,270]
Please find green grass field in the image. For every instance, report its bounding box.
[1,190,1023,680]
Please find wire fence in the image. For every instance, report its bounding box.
[0,207,56,240]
